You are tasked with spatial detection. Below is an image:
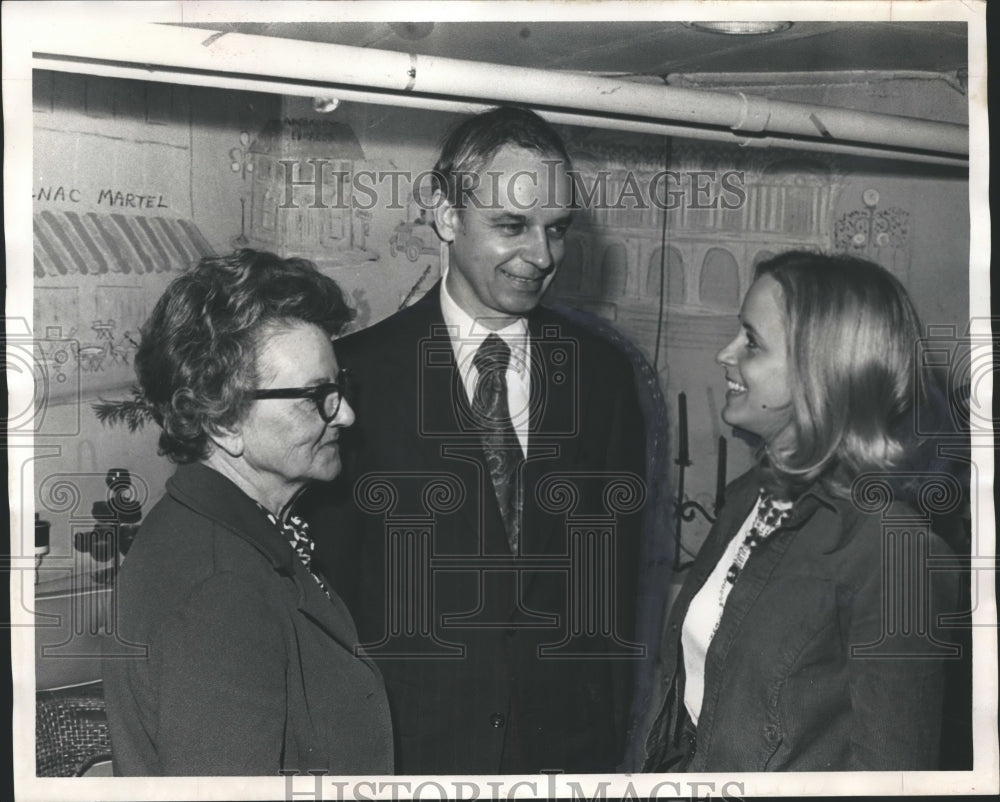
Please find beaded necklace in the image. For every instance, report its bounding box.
[712,490,792,637]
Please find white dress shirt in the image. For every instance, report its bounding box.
[439,274,530,458]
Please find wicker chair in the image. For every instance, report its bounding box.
[36,681,113,777]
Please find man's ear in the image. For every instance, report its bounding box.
[432,191,460,244]
[207,422,244,459]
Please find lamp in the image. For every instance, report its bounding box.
[313,96,341,113]
[685,21,793,35]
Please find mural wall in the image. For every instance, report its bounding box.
[28,74,283,581]
[29,70,969,576]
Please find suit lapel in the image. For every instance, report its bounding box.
[401,290,507,556]
[401,290,588,563]
[527,314,576,455]
[522,311,579,557]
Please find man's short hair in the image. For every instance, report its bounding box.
[431,106,572,205]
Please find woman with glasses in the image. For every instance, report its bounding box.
[102,249,393,775]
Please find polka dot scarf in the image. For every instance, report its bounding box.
[257,503,330,598]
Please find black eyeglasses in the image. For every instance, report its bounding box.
[251,371,351,423]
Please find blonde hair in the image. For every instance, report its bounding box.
[755,251,924,496]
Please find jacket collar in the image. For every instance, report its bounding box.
[728,463,859,556]
[741,463,839,514]
[166,462,297,577]
[797,480,863,553]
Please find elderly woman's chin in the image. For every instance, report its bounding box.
[253,440,345,492]
[314,447,343,482]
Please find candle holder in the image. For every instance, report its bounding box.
[35,513,51,585]
[673,392,727,571]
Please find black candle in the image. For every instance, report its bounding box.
[715,436,727,510]
[35,513,50,585]
[677,392,689,465]
[35,513,50,550]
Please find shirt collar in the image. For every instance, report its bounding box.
[439,269,529,377]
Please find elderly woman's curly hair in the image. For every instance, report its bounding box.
[135,249,354,463]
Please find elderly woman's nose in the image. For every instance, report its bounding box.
[333,397,356,428]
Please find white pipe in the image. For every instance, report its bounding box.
[32,23,968,160]
[668,71,970,98]
[32,56,969,169]
[666,70,967,92]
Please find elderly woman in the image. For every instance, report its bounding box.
[102,250,393,775]
[628,251,959,772]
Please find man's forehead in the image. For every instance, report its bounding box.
[470,145,573,210]
[480,144,570,176]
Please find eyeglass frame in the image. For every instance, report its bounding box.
[251,370,351,424]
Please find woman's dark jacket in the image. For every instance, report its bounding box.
[102,462,394,775]
[625,468,959,772]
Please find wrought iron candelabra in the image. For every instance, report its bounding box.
[673,391,727,571]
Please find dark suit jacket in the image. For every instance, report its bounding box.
[102,462,394,775]
[309,283,646,774]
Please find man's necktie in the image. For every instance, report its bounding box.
[472,333,522,553]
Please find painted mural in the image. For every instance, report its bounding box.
[32,74,216,401]
[28,70,951,563]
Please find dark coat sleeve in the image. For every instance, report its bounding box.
[840,520,959,770]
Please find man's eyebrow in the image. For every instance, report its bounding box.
[486,212,573,226]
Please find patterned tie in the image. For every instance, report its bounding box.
[472,333,522,553]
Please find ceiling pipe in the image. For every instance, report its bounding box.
[32,56,968,169]
[32,23,968,163]
[665,70,968,95]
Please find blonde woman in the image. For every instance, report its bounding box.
[629,251,959,771]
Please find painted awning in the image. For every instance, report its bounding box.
[33,210,215,278]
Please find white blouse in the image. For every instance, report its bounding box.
[680,493,791,725]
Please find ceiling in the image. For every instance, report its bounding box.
[178,20,968,79]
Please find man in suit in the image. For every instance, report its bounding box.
[312,107,646,774]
